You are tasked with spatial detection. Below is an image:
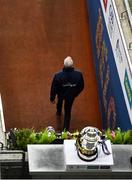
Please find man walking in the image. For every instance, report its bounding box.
[50,56,84,131]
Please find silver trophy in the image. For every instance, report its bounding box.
[75,126,109,161]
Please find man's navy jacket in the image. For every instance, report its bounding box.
[50,67,84,102]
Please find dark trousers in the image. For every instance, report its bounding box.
[57,97,74,131]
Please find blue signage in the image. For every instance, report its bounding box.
[87,0,132,130]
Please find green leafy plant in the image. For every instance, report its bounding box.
[7,127,132,151]
[113,128,123,144]
[104,128,114,142]
[61,130,74,139]
[37,129,56,144]
[105,128,132,144]
[8,128,57,150]
[123,130,132,144]
[61,130,69,139]
[14,128,37,150]
[72,130,79,139]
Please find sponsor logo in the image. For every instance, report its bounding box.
[96,8,103,59]
[107,96,116,129]
[108,4,114,38]
[103,0,108,11]
[62,83,76,87]
[115,39,123,63]
[96,7,117,129]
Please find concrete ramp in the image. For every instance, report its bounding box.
[0,0,101,131]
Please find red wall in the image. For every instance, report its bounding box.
[0,0,102,132]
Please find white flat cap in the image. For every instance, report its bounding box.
[64,56,73,67]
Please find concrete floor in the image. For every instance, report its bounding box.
[0,0,101,132]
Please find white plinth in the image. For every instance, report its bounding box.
[64,140,114,171]
[28,144,65,173]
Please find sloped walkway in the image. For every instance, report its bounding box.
[0,0,101,132]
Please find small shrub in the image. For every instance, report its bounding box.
[7,127,132,151]
[14,128,37,150]
[105,128,132,144]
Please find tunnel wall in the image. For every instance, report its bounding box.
[87,0,132,130]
